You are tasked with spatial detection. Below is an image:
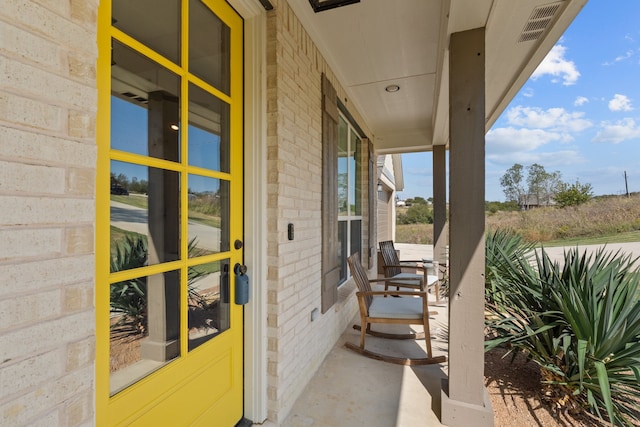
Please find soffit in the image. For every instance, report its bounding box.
[287,0,588,154]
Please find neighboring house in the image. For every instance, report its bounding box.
[377,154,403,243]
[519,194,557,210]
[0,1,586,426]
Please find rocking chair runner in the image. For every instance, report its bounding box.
[378,240,441,302]
[345,253,446,365]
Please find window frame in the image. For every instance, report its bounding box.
[337,112,364,286]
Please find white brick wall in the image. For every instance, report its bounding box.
[265,0,373,422]
[0,0,97,425]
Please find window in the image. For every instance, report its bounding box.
[321,74,372,312]
[337,114,362,283]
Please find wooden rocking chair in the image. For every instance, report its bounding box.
[379,240,441,302]
[345,253,446,365]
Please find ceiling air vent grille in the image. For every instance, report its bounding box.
[518,2,564,43]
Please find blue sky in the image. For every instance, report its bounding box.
[400,0,640,202]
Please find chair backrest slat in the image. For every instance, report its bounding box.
[347,253,373,308]
[379,240,401,277]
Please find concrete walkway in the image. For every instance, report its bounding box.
[395,241,640,266]
[536,242,640,268]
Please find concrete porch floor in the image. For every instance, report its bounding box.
[279,244,450,427]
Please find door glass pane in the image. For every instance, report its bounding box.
[110,161,180,268]
[188,176,230,255]
[111,41,181,161]
[188,84,230,172]
[110,269,180,395]
[189,259,231,350]
[189,0,230,94]
[338,116,348,216]
[112,0,180,64]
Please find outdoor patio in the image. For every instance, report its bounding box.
[278,244,451,427]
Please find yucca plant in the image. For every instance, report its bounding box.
[110,236,148,333]
[485,237,640,425]
[541,248,640,425]
[485,228,536,307]
[110,235,212,333]
[187,238,212,309]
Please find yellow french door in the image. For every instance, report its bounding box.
[96,0,244,425]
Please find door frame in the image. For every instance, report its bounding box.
[227,0,269,423]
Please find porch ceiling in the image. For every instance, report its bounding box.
[288,0,588,154]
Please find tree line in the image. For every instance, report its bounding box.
[500,163,593,208]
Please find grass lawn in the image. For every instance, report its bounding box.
[541,230,640,247]
[111,194,148,209]
[111,194,221,228]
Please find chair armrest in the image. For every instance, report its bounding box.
[382,265,430,278]
[356,290,428,298]
[367,277,422,285]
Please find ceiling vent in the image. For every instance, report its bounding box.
[518,2,564,43]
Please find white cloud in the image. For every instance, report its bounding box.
[608,94,633,112]
[505,106,592,133]
[487,147,584,166]
[616,50,635,62]
[531,44,580,85]
[604,49,636,66]
[593,118,640,143]
[486,127,565,155]
[574,96,589,106]
[522,88,535,98]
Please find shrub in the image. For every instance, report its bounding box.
[485,238,640,425]
[397,203,433,224]
[555,180,593,207]
[484,229,536,307]
[110,236,148,333]
[109,236,211,334]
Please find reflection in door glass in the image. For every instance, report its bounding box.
[112,0,180,64]
[188,259,230,350]
[110,269,180,395]
[111,41,181,160]
[188,176,229,255]
[110,161,180,268]
[188,83,230,172]
[189,0,230,94]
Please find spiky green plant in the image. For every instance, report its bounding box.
[485,228,536,307]
[186,238,212,309]
[485,242,640,425]
[109,236,211,333]
[110,236,148,333]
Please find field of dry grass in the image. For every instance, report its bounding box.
[396,194,640,244]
